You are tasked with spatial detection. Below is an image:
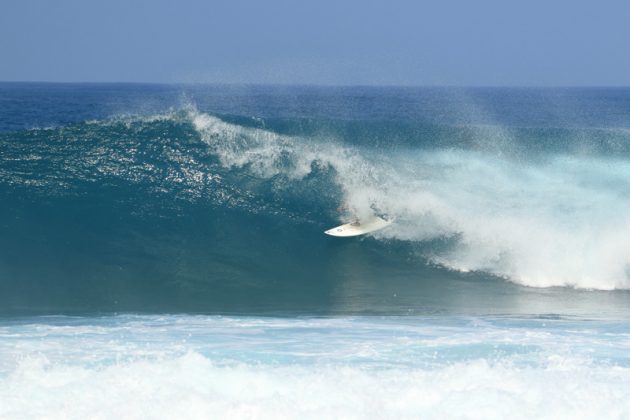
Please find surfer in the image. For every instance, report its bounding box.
[337,201,388,223]
[336,203,360,225]
[326,201,392,236]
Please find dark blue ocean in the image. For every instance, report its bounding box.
[2,83,630,418]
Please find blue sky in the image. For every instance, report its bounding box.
[1,0,629,85]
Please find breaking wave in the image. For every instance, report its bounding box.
[188,108,630,289]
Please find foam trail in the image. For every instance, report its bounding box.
[189,111,630,289]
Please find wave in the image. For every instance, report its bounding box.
[2,106,630,296]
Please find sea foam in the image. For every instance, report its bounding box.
[1,315,630,419]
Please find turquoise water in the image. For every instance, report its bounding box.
[2,83,630,417]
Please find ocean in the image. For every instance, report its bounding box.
[2,83,630,418]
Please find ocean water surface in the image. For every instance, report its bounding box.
[2,83,630,418]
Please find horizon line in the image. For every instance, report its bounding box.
[1,80,629,89]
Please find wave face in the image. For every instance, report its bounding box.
[3,84,630,314]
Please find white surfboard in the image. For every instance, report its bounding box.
[325,216,392,237]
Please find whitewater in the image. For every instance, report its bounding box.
[2,315,630,420]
